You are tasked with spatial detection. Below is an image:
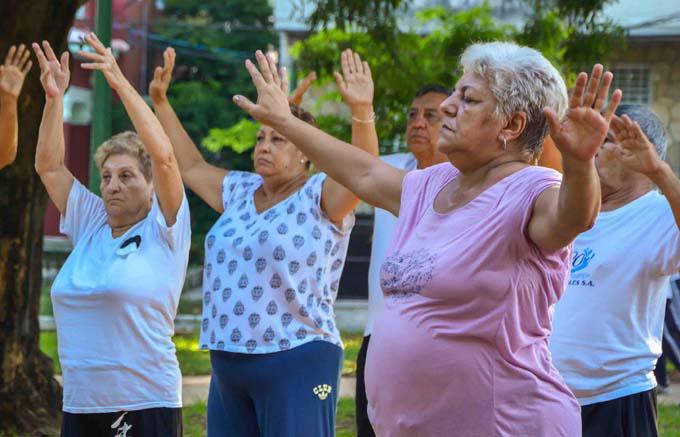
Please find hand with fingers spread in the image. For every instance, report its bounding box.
[334,49,374,111]
[0,44,33,98]
[233,50,293,127]
[32,41,70,99]
[150,47,175,105]
[544,64,622,163]
[610,115,664,176]
[288,71,316,107]
[78,32,129,91]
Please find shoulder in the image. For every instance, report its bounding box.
[224,171,261,192]
[404,162,457,189]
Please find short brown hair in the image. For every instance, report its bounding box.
[290,104,318,128]
[94,131,152,181]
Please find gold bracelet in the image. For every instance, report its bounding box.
[352,112,376,123]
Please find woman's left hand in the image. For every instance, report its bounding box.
[544,64,622,163]
[78,32,129,91]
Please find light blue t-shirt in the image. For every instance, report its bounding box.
[550,190,680,405]
[52,180,191,413]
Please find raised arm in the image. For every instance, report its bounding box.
[32,42,75,214]
[529,64,621,251]
[610,114,680,230]
[0,44,32,169]
[79,33,184,225]
[233,50,405,216]
[319,49,380,223]
[149,47,226,213]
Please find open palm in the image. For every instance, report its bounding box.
[0,44,32,98]
[610,115,662,176]
[334,49,373,109]
[32,41,70,98]
[149,47,175,104]
[545,64,621,162]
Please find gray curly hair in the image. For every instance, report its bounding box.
[460,42,568,160]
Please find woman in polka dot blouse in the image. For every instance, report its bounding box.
[149,48,378,436]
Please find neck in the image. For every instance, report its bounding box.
[260,171,307,198]
[108,206,151,238]
[109,218,140,238]
[601,180,653,212]
[456,153,527,191]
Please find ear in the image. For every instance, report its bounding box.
[499,112,527,144]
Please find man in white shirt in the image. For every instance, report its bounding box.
[550,104,680,437]
[355,84,450,437]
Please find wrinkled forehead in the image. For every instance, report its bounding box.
[101,153,143,172]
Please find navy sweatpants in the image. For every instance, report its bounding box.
[208,340,343,437]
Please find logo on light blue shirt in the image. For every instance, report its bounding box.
[571,248,595,273]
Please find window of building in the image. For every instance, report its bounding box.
[610,64,652,105]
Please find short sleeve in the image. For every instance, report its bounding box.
[153,191,192,253]
[650,196,680,276]
[221,171,261,211]
[398,163,458,222]
[517,167,563,238]
[59,179,107,246]
[311,172,355,235]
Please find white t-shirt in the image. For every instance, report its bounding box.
[550,190,680,405]
[52,180,191,413]
[199,171,353,353]
[364,152,417,336]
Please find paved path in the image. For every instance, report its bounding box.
[54,374,356,406]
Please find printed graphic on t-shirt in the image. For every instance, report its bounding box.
[380,248,438,299]
[568,247,596,288]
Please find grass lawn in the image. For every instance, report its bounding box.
[181,398,356,437]
[661,404,680,437]
[39,330,364,377]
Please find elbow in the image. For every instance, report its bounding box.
[153,150,178,173]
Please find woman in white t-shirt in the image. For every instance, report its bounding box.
[149,48,377,435]
[33,35,189,436]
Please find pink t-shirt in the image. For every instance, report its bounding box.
[365,163,580,436]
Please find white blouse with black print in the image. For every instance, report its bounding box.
[199,171,353,353]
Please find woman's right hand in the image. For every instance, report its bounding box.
[32,41,70,99]
[149,47,175,105]
[334,49,373,111]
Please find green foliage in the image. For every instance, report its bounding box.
[294,5,516,148]
[151,0,277,261]
[202,119,259,154]
[295,2,625,149]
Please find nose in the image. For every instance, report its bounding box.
[439,94,458,118]
[104,176,121,193]
[411,112,428,129]
[255,139,271,154]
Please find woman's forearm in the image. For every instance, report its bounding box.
[275,113,400,211]
[117,83,175,164]
[351,105,379,157]
[152,98,206,173]
[35,98,65,174]
[556,157,601,236]
[0,95,18,168]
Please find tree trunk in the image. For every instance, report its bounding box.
[0,1,86,435]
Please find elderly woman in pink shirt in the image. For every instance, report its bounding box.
[234,42,621,436]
